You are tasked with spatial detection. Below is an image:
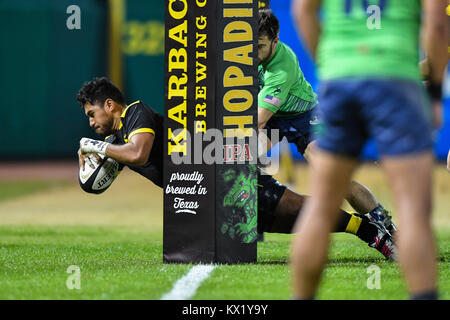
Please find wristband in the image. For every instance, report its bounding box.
[427,82,442,102]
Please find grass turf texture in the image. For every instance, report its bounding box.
[0,164,448,299]
[0,226,448,300]
[0,180,70,203]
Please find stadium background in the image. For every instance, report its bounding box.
[1,0,449,161]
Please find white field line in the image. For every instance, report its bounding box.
[160,264,217,300]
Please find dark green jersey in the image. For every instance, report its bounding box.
[318,0,422,80]
[106,101,163,187]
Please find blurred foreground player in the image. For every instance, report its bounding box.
[76,77,396,260]
[257,9,396,232]
[291,0,447,299]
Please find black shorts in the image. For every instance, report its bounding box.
[258,173,287,233]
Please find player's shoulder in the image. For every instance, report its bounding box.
[265,42,298,79]
[121,100,145,118]
[277,41,299,69]
[122,100,162,120]
[105,134,117,143]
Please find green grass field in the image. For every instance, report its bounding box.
[0,164,448,300]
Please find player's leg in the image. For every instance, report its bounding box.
[364,78,438,299]
[265,183,396,260]
[291,78,369,299]
[345,181,379,214]
[258,170,365,236]
[382,152,437,298]
[304,140,396,232]
[291,150,357,298]
[304,140,376,213]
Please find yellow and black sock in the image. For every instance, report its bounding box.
[345,213,362,235]
[335,210,360,233]
[335,211,377,244]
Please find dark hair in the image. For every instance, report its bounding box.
[76,77,125,107]
[258,9,279,40]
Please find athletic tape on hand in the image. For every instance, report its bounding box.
[80,137,109,155]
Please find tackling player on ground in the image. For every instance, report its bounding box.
[76,77,396,260]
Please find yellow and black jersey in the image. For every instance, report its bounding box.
[106,100,163,187]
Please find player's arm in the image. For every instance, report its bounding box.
[292,0,322,59]
[422,0,448,87]
[258,107,274,130]
[419,59,431,80]
[422,0,448,128]
[406,3,450,81]
[258,74,291,129]
[105,132,153,166]
[80,132,154,167]
[258,68,292,154]
[256,111,273,161]
[257,107,275,156]
[447,149,450,173]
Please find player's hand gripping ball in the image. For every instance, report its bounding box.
[79,137,109,155]
[78,154,119,194]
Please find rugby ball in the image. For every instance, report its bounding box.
[78,154,119,194]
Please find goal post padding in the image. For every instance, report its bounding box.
[163,0,259,264]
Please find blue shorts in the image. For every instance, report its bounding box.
[315,78,433,157]
[264,102,318,155]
